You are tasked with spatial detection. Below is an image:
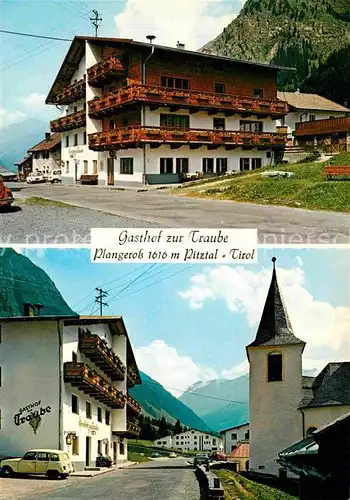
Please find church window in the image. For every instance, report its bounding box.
[267,352,283,382]
[306,426,317,437]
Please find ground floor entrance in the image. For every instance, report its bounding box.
[85,436,91,466]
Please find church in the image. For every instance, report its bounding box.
[246,257,350,477]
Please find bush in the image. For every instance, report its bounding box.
[299,151,321,163]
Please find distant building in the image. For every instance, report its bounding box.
[14,156,33,180]
[246,258,350,477]
[27,132,62,176]
[277,91,350,153]
[154,429,223,452]
[228,442,250,472]
[0,166,17,181]
[220,422,249,455]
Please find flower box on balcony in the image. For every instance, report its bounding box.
[146,88,161,95]
[197,131,210,136]
[219,97,232,103]
[172,130,186,136]
[197,95,210,101]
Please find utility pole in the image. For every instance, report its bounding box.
[95,288,108,316]
[90,10,102,37]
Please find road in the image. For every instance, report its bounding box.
[0,458,200,500]
[2,182,349,244]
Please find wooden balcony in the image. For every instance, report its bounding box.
[126,394,142,416]
[53,77,86,105]
[64,362,125,409]
[50,110,86,132]
[89,126,287,151]
[294,116,350,137]
[87,55,126,87]
[127,367,139,387]
[88,84,288,118]
[79,329,126,381]
[112,418,140,438]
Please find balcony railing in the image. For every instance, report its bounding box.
[87,55,126,86]
[89,126,287,150]
[53,77,86,105]
[79,329,126,381]
[126,394,142,415]
[127,367,139,387]
[88,84,288,118]
[112,418,141,438]
[294,116,350,136]
[64,362,125,409]
[50,110,86,132]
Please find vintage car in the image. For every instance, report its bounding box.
[48,170,62,183]
[193,453,210,467]
[26,173,45,184]
[0,449,74,479]
[0,176,14,208]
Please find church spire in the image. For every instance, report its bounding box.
[247,258,305,348]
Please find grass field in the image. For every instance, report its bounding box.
[216,470,298,500]
[175,152,350,212]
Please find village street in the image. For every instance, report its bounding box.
[0,458,200,500]
[1,182,349,244]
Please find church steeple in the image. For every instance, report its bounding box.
[247,258,305,348]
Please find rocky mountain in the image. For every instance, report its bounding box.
[179,375,249,432]
[201,0,350,105]
[130,372,213,432]
[0,248,77,317]
[0,119,48,172]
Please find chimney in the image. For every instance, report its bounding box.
[176,41,185,50]
[45,132,51,140]
[146,35,156,44]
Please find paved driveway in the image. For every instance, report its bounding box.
[0,458,199,500]
[4,183,349,244]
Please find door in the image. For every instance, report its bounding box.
[18,451,37,473]
[113,441,117,464]
[86,436,91,466]
[36,451,49,474]
[107,158,114,185]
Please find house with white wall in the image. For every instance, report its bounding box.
[0,315,142,470]
[45,36,290,186]
[154,429,223,452]
[247,257,350,477]
[27,133,62,176]
[220,422,249,455]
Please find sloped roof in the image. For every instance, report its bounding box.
[14,156,32,166]
[247,258,306,348]
[313,411,350,436]
[277,91,350,112]
[220,422,249,434]
[229,443,249,458]
[28,133,61,152]
[299,363,350,408]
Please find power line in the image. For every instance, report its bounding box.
[90,9,102,37]
[0,30,72,42]
[95,288,108,316]
[108,264,157,304]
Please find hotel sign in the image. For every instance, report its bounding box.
[78,418,99,431]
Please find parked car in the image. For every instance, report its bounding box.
[193,453,210,467]
[150,452,161,458]
[0,176,14,208]
[210,451,227,461]
[48,170,62,183]
[169,452,177,458]
[26,173,45,184]
[0,449,74,479]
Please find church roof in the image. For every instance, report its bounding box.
[299,362,350,408]
[247,258,306,348]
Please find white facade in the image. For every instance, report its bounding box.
[31,150,62,176]
[155,429,223,452]
[0,316,140,470]
[220,422,249,455]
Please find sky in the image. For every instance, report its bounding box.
[1,0,244,129]
[14,246,350,396]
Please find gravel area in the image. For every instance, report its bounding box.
[0,459,200,500]
[0,203,159,245]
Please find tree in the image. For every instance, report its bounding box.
[174,419,182,435]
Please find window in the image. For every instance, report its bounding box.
[240,120,263,133]
[267,352,283,382]
[213,439,216,445]
[245,430,250,439]
[93,160,98,174]
[280,116,286,126]
[251,158,262,170]
[100,160,104,171]
[72,394,79,414]
[216,158,227,174]
[37,452,49,461]
[176,158,189,174]
[105,443,109,455]
[213,118,225,130]
[83,160,88,174]
[72,437,79,455]
[160,158,173,174]
[253,89,264,98]
[309,114,316,122]
[162,441,166,445]
[65,136,69,148]
[86,402,91,419]
[109,120,115,130]
[120,158,133,175]
[50,453,59,461]
[98,440,102,454]
[83,102,86,111]
[160,76,189,90]
[72,351,77,362]
[83,131,87,145]
[97,407,102,422]
[23,452,37,460]
[74,106,78,113]
[239,158,250,172]
[203,158,214,173]
[74,134,78,146]
[65,161,69,173]
[214,83,226,94]
[105,411,110,425]
[306,426,318,437]
[160,114,189,129]
[231,445,237,452]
